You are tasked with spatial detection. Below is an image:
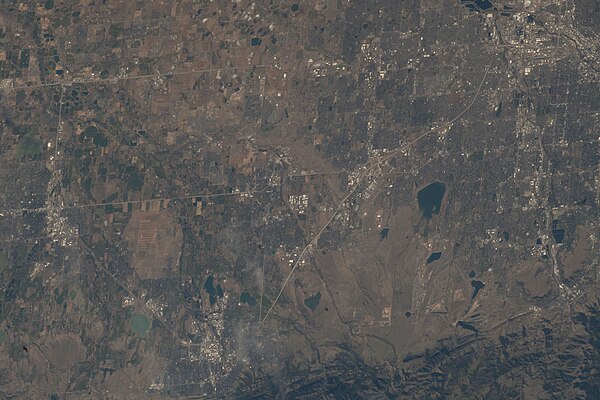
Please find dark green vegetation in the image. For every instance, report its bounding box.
[18,134,42,157]
[80,126,108,147]
[130,314,150,337]
[0,252,7,272]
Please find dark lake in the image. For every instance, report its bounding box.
[475,0,493,10]
[417,182,446,218]
[462,0,494,12]
[552,229,565,243]
[304,292,321,311]
[426,252,442,264]
[457,320,479,336]
[552,220,565,243]
[204,275,224,305]
[471,280,485,299]
[379,228,389,240]
[240,291,257,306]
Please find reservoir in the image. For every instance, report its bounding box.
[457,320,479,336]
[204,275,224,305]
[471,280,485,299]
[304,292,321,311]
[379,228,389,240]
[426,252,442,264]
[417,182,446,218]
[240,291,257,306]
[552,229,565,243]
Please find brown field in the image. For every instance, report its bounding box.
[124,208,183,280]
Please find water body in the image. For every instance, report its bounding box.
[417,182,446,218]
[403,352,425,362]
[475,0,493,10]
[471,280,485,299]
[240,291,257,306]
[204,275,224,305]
[468,270,476,278]
[552,229,565,243]
[426,252,442,264]
[552,220,565,243]
[457,320,478,336]
[0,330,6,344]
[131,314,151,337]
[461,0,494,12]
[379,228,389,240]
[304,292,321,311]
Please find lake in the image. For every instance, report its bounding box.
[426,252,442,264]
[379,228,389,240]
[457,320,478,336]
[471,280,485,299]
[240,291,257,306]
[204,275,224,305]
[417,182,446,218]
[304,292,321,311]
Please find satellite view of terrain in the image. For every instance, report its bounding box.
[0,0,599,398]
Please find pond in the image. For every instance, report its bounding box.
[130,314,150,337]
[204,275,224,305]
[240,291,257,306]
[462,0,494,12]
[471,280,485,299]
[457,320,478,336]
[304,292,321,311]
[379,228,389,240]
[417,182,446,218]
[552,220,565,243]
[426,252,442,264]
